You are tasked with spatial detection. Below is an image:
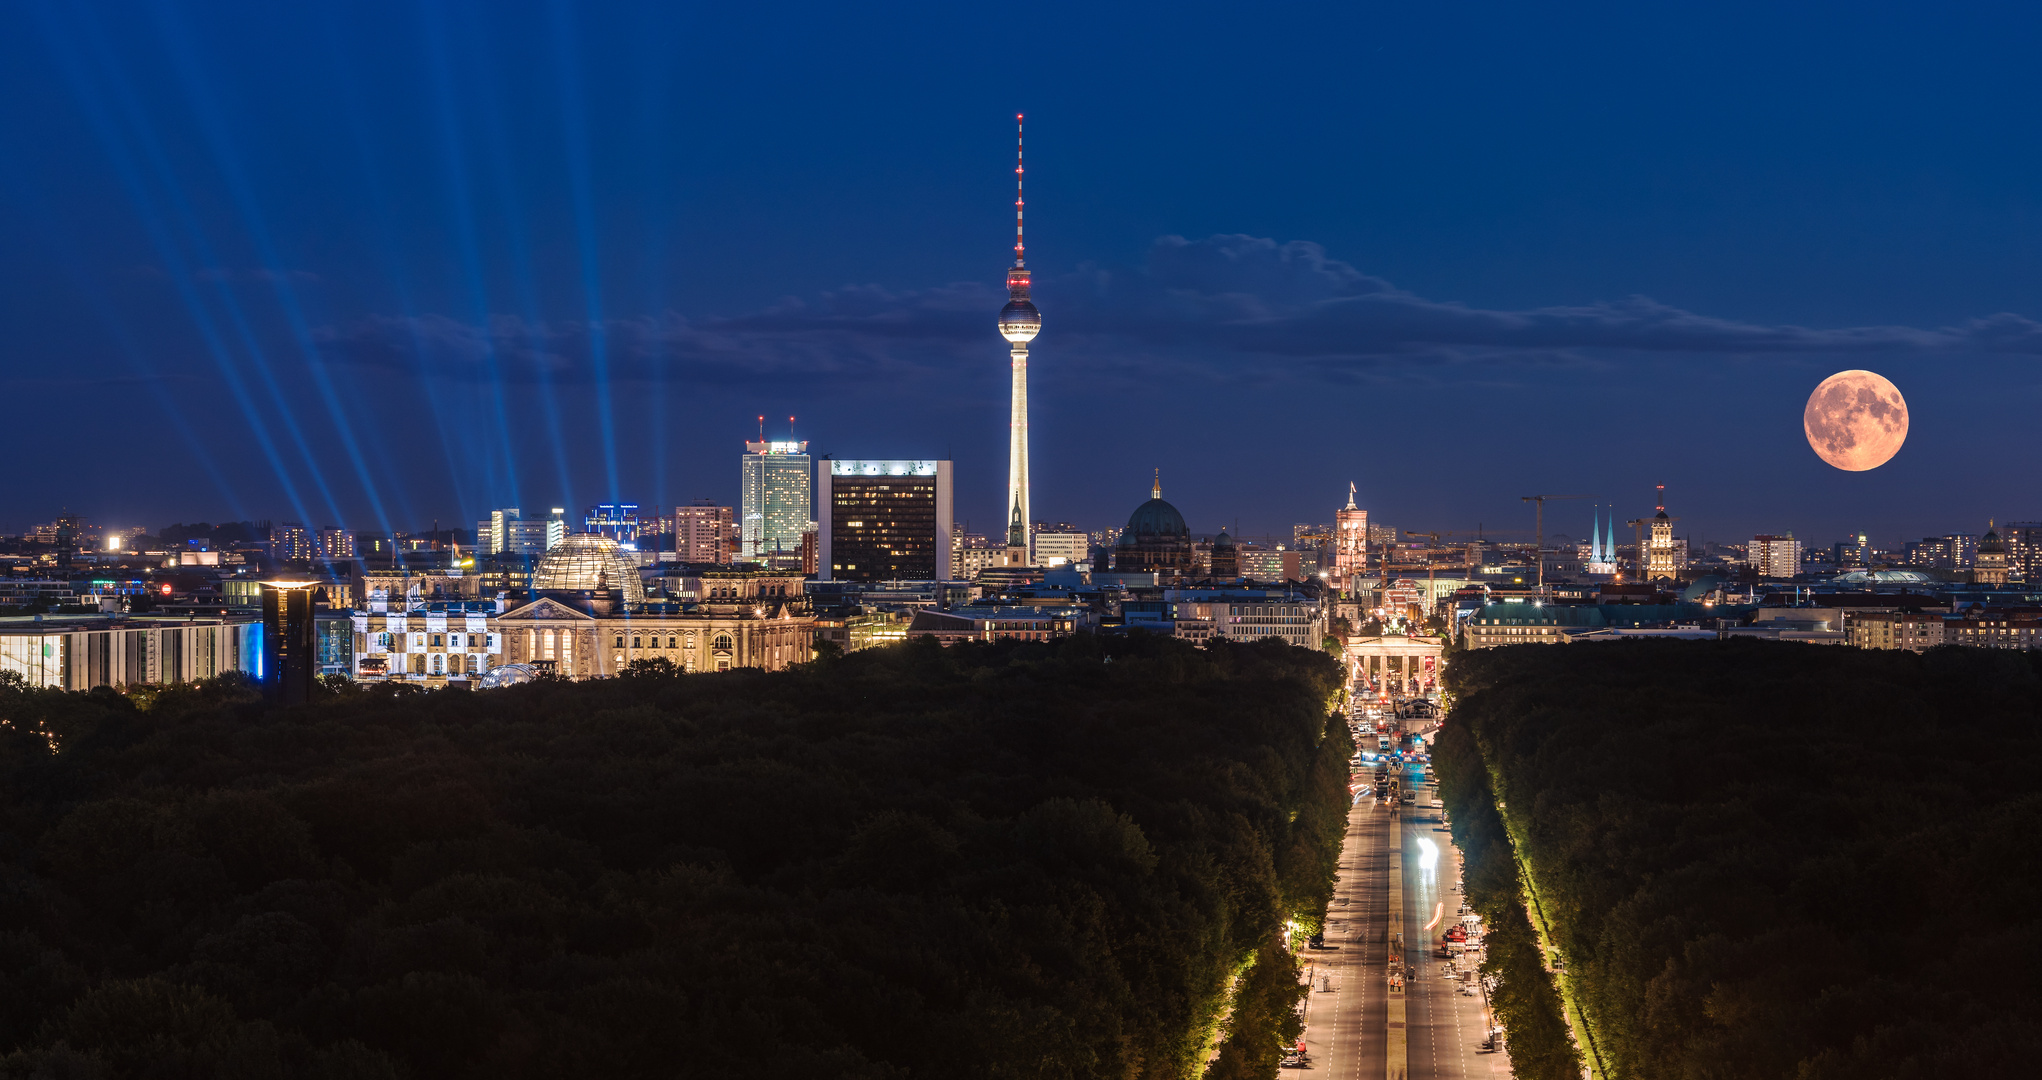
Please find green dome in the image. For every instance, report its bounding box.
[1120,498,1188,545]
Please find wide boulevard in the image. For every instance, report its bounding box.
[1297,734,1513,1080]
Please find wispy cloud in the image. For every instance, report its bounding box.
[310,234,2042,385]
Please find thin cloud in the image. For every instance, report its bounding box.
[311,234,2042,384]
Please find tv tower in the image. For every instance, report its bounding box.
[997,113,1041,560]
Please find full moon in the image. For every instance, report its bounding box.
[1804,369,1908,471]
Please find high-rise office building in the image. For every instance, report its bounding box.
[742,440,812,560]
[1751,534,1802,579]
[585,504,640,547]
[672,501,738,565]
[487,509,556,555]
[547,509,567,551]
[817,460,953,582]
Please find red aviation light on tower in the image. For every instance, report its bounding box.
[1013,113,1026,268]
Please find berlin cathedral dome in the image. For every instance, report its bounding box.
[1114,472,1195,576]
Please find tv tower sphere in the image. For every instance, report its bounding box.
[999,272,1041,342]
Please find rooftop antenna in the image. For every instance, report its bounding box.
[757,415,765,443]
[1014,113,1025,267]
[1656,483,1665,514]
[788,415,796,441]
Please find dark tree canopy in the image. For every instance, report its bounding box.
[0,634,1348,1080]
[1439,641,2042,1080]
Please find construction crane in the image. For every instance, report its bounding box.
[1521,495,1595,590]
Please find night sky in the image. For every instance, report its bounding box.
[5,1,2041,549]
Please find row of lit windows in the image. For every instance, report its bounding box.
[374,632,498,651]
[616,633,734,651]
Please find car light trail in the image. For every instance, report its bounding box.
[1425,902,1443,931]
[1418,837,1439,873]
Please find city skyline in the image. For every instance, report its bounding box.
[7,3,2042,544]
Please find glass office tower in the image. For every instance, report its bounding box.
[741,440,811,561]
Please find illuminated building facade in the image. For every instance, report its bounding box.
[1333,484,1368,593]
[271,521,314,561]
[0,614,259,690]
[818,459,953,582]
[670,501,738,564]
[742,440,812,560]
[2000,522,2042,579]
[499,567,813,675]
[488,509,553,555]
[1751,534,1802,579]
[1645,491,1681,582]
[1973,523,2012,586]
[584,504,640,547]
[1033,531,1088,567]
[318,528,357,559]
[532,534,647,604]
[1586,509,1619,575]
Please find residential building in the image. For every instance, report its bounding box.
[817,459,953,582]
[1846,610,1947,652]
[1833,533,1871,569]
[1944,613,2042,650]
[318,528,357,560]
[2001,522,2042,580]
[670,501,739,564]
[1751,534,1802,580]
[742,439,812,560]
[271,522,315,561]
[951,530,1001,582]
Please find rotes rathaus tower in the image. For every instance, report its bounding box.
[996,114,1041,558]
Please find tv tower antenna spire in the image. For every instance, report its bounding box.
[997,113,1043,563]
[1013,113,1025,267]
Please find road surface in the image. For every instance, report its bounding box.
[1297,748,1513,1079]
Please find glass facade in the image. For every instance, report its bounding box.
[741,441,811,560]
[532,534,648,603]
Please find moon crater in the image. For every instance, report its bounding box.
[1804,370,1908,471]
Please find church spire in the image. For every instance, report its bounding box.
[1152,469,1162,501]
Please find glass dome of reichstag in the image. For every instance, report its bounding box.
[532,533,646,604]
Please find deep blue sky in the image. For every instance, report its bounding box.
[5,1,2041,548]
